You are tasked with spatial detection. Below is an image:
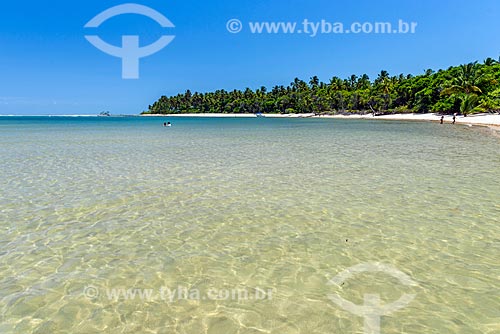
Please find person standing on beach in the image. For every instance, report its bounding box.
[453,113,456,124]
[440,116,444,124]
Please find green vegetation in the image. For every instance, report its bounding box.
[144,58,500,116]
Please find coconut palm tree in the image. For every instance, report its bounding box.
[309,76,320,88]
[375,70,390,85]
[442,62,483,95]
[484,57,498,66]
[424,69,435,76]
[441,62,485,116]
[460,94,483,116]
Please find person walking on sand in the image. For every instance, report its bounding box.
[440,116,444,124]
[453,113,456,124]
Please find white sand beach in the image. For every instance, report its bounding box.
[261,113,316,118]
[143,113,500,129]
[318,113,500,129]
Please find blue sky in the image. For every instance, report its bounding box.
[0,0,499,115]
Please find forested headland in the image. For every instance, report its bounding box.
[143,58,500,116]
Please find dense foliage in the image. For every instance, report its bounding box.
[144,58,500,116]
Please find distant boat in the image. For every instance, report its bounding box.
[99,111,111,117]
[256,113,264,118]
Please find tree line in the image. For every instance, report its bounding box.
[143,57,500,116]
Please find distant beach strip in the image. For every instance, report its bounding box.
[142,113,500,130]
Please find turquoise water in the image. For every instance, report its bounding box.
[0,116,499,333]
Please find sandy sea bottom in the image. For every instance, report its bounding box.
[0,117,499,333]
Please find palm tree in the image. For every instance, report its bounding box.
[329,77,344,91]
[375,70,389,85]
[442,62,483,95]
[309,76,320,88]
[441,62,485,116]
[358,74,371,90]
[483,58,498,66]
[348,75,358,90]
[424,69,435,76]
[460,94,483,116]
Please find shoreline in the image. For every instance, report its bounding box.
[142,113,257,118]
[320,113,500,129]
[142,113,500,128]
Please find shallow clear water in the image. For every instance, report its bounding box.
[0,116,499,334]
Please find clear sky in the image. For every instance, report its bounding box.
[0,0,499,115]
